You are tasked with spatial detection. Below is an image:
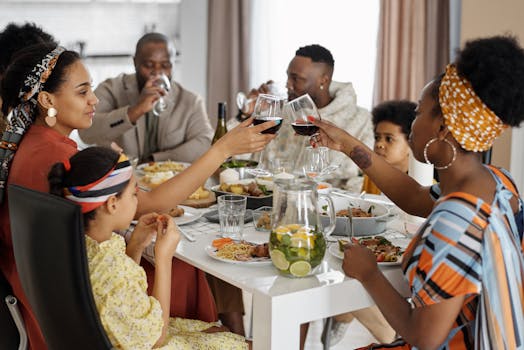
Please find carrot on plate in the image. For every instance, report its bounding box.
[212,237,234,249]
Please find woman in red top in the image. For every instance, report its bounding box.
[0,43,276,349]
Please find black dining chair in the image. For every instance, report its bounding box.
[8,184,114,350]
[0,270,27,350]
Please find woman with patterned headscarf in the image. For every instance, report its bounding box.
[0,43,276,349]
[310,36,524,349]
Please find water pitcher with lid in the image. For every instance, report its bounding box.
[269,179,336,277]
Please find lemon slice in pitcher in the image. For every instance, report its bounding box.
[270,250,290,271]
[289,261,311,277]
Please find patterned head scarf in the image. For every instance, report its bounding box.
[64,153,133,213]
[439,64,507,152]
[0,46,65,203]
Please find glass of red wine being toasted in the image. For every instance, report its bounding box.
[287,94,320,136]
[247,94,284,177]
[252,94,284,134]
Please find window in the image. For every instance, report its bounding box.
[249,0,379,110]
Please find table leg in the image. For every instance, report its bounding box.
[252,292,301,350]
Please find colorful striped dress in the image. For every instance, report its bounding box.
[362,166,524,349]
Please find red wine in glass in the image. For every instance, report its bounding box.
[253,116,283,134]
[291,122,319,136]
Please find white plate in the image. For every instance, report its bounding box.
[174,206,203,225]
[130,206,202,226]
[136,161,191,175]
[328,244,402,266]
[205,245,272,266]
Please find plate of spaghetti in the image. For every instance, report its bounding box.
[205,238,271,265]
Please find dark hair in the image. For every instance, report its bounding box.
[371,100,417,137]
[295,44,335,68]
[135,32,170,56]
[430,36,524,127]
[0,22,57,76]
[0,43,80,115]
[48,147,122,228]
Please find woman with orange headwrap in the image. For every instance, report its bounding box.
[310,36,524,349]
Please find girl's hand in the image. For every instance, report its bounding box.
[126,213,158,262]
[214,117,276,157]
[130,212,159,249]
[308,118,349,152]
[154,214,181,261]
[342,243,380,283]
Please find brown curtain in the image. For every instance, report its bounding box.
[373,0,449,104]
[207,0,251,126]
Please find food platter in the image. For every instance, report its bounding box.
[328,244,402,266]
[136,161,191,189]
[205,245,272,265]
[136,160,190,175]
[320,196,391,236]
[211,179,273,210]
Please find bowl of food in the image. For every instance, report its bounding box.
[252,206,272,231]
[212,179,273,209]
[319,196,391,236]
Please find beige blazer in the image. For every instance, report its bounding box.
[78,73,213,163]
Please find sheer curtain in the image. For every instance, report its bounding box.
[373,0,449,104]
[249,0,379,110]
[207,0,251,125]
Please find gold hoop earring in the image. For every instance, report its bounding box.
[45,107,57,127]
[423,137,457,170]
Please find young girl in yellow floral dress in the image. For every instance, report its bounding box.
[48,146,248,350]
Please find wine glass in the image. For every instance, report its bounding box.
[302,146,330,179]
[152,73,171,116]
[247,94,284,177]
[287,94,321,136]
[302,146,341,180]
[236,82,287,115]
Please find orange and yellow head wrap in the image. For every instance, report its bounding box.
[439,64,507,152]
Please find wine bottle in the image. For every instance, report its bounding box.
[212,102,228,144]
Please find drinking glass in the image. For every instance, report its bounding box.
[217,195,247,240]
[152,73,171,116]
[236,82,286,115]
[247,94,284,177]
[287,94,321,136]
[302,146,330,179]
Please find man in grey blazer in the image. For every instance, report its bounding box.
[79,32,213,163]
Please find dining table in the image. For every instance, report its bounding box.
[142,195,414,350]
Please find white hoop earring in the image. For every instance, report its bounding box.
[423,137,457,170]
[45,107,57,127]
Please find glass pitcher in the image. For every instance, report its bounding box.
[269,179,336,277]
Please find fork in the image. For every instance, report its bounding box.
[178,227,196,242]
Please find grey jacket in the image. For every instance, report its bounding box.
[78,73,213,163]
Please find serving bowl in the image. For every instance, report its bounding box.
[319,196,391,236]
[211,179,273,210]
